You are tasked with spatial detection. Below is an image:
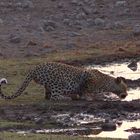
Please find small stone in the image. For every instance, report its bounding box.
[70,0,78,5]
[24,91,28,95]
[127,60,138,71]
[0,2,5,7]
[57,2,63,8]
[0,18,3,24]
[43,20,56,31]
[9,35,21,43]
[43,44,51,48]
[22,0,34,8]
[133,24,140,36]
[84,0,90,3]
[76,12,86,19]
[114,21,124,29]
[27,40,37,46]
[68,32,81,37]
[15,2,22,8]
[93,9,98,14]
[94,18,105,26]
[101,120,116,131]
[77,1,84,6]
[110,71,114,75]
[116,121,123,126]
[63,18,71,25]
[129,134,140,140]
[118,47,125,52]
[63,43,78,49]
[34,118,44,125]
[115,1,127,7]
[83,7,92,15]
[0,52,3,56]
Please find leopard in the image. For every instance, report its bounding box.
[0,62,128,101]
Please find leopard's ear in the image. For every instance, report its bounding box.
[115,77,122,84]
[119,76,126,83]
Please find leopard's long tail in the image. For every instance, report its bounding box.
[0,72,33,100]
[0,78,8,85]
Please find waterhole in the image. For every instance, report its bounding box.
[87,61,140,101]
[90,121,140,139]
[87,61,140,139]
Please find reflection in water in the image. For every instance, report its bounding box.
[88,62,140,80]
[89,121,140,139]
[87,62,140,101]
[87,62,140,139]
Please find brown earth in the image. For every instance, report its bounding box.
[0,0,140,62]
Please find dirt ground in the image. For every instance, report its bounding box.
[0,0,140,60]
[0,0,140,136]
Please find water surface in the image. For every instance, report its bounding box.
[87,62,140,101]
[87,62,140,139]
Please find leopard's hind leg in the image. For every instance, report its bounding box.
[44,85,51,100]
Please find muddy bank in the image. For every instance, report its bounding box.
[61,53,140,66]
[0,98,139,133]
[126,78,140,89]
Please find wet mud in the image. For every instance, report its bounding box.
[0,60,140,138]
[0,98,139,135]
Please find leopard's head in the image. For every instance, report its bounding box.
[112,77,128,99]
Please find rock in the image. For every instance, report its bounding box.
[86,18,94,27]
[43,44,51,48]
[77,1,84,6]
[127,60,138,71]
[34,118,44,125]
[27,40,37,46]
[94,18,105,26]
[83,0,89,3]
[118,47,126,52]
[43,20,56,31]
[93,9,99,14]
[76,12,86,19]
[114,21,124,29]
[129,134,140,140]
[63,18,71,25]
[68,32,81,37]
[15,1,34,9]
[57,2,63,8]
[0,52,3,57]
[110,71,114,75]
[133,24,140,36]
[9,34,21,43]
[115,1,127,7]
[0,18,3,24]
[83,7,92,15]
[70,0,78,5]
[15,2,22,8]
[101,120,116,131]
[22,0,34,9]
[63,43,78,49]
[0,2,5,7]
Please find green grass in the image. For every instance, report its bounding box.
[0,120,34,128]
[0,132,127,140]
